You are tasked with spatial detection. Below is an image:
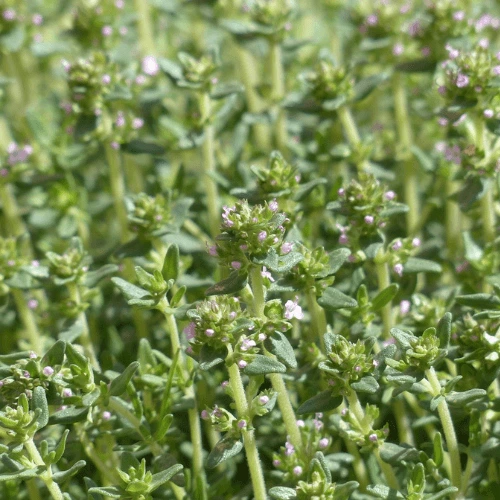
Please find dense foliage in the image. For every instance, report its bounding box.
[1,1,500,499]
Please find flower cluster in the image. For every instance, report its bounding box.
[332,174,401,251]
[250,0,294,37]
[319,334,376,396]
[302,60,354,103]
[272,413,330,481]
[126,193,172,236]
[65,51,113,115]
[185,295,244,353]
[251,151,300,199]
[0,142,34,182]
[214,199,289,272]
[45,238,91,286]
[339,404,389,452]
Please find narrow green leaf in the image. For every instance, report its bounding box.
[403,258,442,274]
[264,331,297,369]
[297,390,343,414]
[52,460,86,483]
[199,344,226,371]
[244,355,286,375]
[268,487,297,499]
[317,287,357,311]
[371,284,399,312]
[206,435,243,469]
[433,432,444,467]
[33,386,49,430]
[41,340,66,368]
[205,271,248,296]
[109,362,140,396]
[149,464,184,492]
[436,313,452,348]
[162,244,180,282]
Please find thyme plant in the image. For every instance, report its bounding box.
[1,1,500,499]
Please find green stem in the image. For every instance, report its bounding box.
[66,282,100,371]
[133,0,156,56]
[104,143,129,243]
[227,346,267,500]
[344,438,369,491]
[445,170,462,259]
[337,106,368,172]
[160,297,206,487]
[24,439,64,500]
[108,396,163,456]
[75,423,120,485]
[11,289,43,355]
[425,366,462,494]
[375,252,392,339]
[123,153,145,194]
[249,267,303,450]
[393,73,420,235]
[200,92,220,238]
[235,44,271,152]
[345,392,399,490]
[306,289,327,351]
[270,42,287,152]
[27,479,42,500]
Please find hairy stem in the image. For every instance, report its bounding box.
[345,392,399,490]
[227,345,267,500]
[425,366,462,494]
[235,44,271,152]
[24,439,64,500]
[200,92,220,238]
[270,42,287,153]
[375,253,392,339]
[393,73,420,235]
[12,289,43,356]
[249,266,303,450]
[66,282,100,371]
[133,0,156,56]
[160,297,206,488]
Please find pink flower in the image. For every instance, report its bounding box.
[281,242,293,254]
[142,55,159,76]
[393,263,404,277]
[456,74,469,88]
[261,266,274,282]
[184,322,196,340]
[231,261,241,270]
[237,360,247,369]
[284,297,304,320]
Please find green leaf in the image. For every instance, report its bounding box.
[0,467,43,482]
[123,140,165,155]
[109,362,140,396]
[52,460,86,483]
[390,328,415,350]
[317,287,357,311]
[371,284,399,312]
[323,248,351,276]
[269,487,297,499]
[52,430,70,465]
[74,114,97,139]
[452,177,485,211]
[353,72,391,101]
[33,386,49,430]
[205,271,248,296]
[0,24,25,52]
[264,331,297,369]
[149,464,184,492]
[162,244,180,282]
[366,484,405,499]
[111,277,150,301]
[433,432,444,467]
[322,96,347,110]
[411,145,435,172]
[206,435,244,469]
[445,389,488,408]
[254,248,304,273]
[41,340,66,368]
[395,58,436,73]
[199,344,226,370]
[84,264,119,288]
[49,406,90,425]
[462,232,483,262]
[425,488,459,500]
[211,82,245,99]
[351,376,379,394]
[114,238,152,259]
[244,355,286,375]
[403,258,442,274]
[436,313,452,349]
[455,293,500,310]
[153,414,174,441]
[380,443,420,465]
[87,486,123,499]
[297,390,343,414]
[158,58,184,81]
